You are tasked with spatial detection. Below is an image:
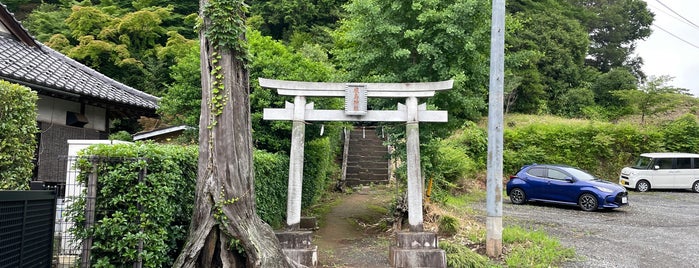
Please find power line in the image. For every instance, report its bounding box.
[652,24,699,50]
[653,0,699,31]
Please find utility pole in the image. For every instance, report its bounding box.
[486,0,505,258]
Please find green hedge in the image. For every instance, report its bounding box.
[0,80,38,190]
[302,137,335,208]
[253,149,289,228]
[433,114,699,183]
[66,143,197,267]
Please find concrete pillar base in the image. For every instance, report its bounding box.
[389,232,446,268]
[275,231,318,267]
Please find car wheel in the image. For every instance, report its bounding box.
[636,180,650,192]
[693,181,699,193]
[579,193,598,212]
[509,188,526,205]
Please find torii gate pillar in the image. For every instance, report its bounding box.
[405,96,423,231]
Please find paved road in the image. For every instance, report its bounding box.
[487,190,699,268]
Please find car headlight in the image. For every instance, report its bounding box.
[594,186,614,193]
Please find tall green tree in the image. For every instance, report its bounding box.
[507,6,592,115]
[567,0,654,77]
[332,0,491,131]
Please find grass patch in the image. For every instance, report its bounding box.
[503,226,576,267]
[433,190,575,267]
[440,240,496,268]
[303,191,344,228]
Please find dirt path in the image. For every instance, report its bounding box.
[313,185,394,268]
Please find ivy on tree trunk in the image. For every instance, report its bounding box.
[174,0,300,267]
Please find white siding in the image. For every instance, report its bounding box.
[37,95,107,131]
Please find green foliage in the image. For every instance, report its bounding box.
[503,115,662,179]
[0,81,38,190]
[248,0,345,43]
[203,0,249,60]
[507,7,591,116]
[591,68,638,107]
[332,0,491,127]
[503,226,576,267]
[157,41,202,127]
[613,75,688,125]
[108,130,133,141]
[302,138,336,209]
[569,0,654,76]
[660,114,699,153]
[437,215,459,236]
[558,87,595,117]
[253,150,289,228]
[66,143,197,267]
[439,241,493,268]
[423,122,486,190]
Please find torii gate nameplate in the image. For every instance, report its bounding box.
[260,78,452,232]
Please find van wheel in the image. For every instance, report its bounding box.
[693,181,699,193]
[636,180,650,192]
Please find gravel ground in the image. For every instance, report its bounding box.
[479,190,699,268]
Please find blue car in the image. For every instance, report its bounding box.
[506,164,628,211]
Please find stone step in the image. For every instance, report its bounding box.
[346,166,388,174]
[388,248,446,268]
[345,178,389,187]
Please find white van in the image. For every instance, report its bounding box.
[619,153,699,192]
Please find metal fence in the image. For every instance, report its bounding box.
[51,155,84,267]
[51,156,147,268]
[0,190,56,268]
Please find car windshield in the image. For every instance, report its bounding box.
[560,167,597,181]
[631,156,653,169]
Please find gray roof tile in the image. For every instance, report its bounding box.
[0,5,159,112]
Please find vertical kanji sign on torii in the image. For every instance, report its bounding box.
[259,78,452,232]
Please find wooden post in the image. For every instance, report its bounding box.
[287,96,306,230]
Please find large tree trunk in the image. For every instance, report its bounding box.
[174,1,300,267]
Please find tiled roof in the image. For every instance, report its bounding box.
[0,5,159,112]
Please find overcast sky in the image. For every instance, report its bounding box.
[635,0,699,96]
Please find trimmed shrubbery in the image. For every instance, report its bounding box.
[429,114,699,184]
[0,80,38,190]
[66,143,198,267]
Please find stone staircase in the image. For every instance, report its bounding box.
[344,126,390,187]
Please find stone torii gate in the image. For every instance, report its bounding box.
[260,78,452,267]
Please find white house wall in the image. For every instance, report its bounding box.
[37,95,107,131]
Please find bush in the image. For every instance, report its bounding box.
[0,81,38,190]
[438,215,459,236]
[66,143,197,267]
[253,150,289,228]
[302,137,335,208]
[502,116,663,180]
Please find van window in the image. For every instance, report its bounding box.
[676,158,692,169]
[632,156,652,169]
[655,158,673,169]
[694,158,699,169]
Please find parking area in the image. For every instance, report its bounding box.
[486,190,699,268]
